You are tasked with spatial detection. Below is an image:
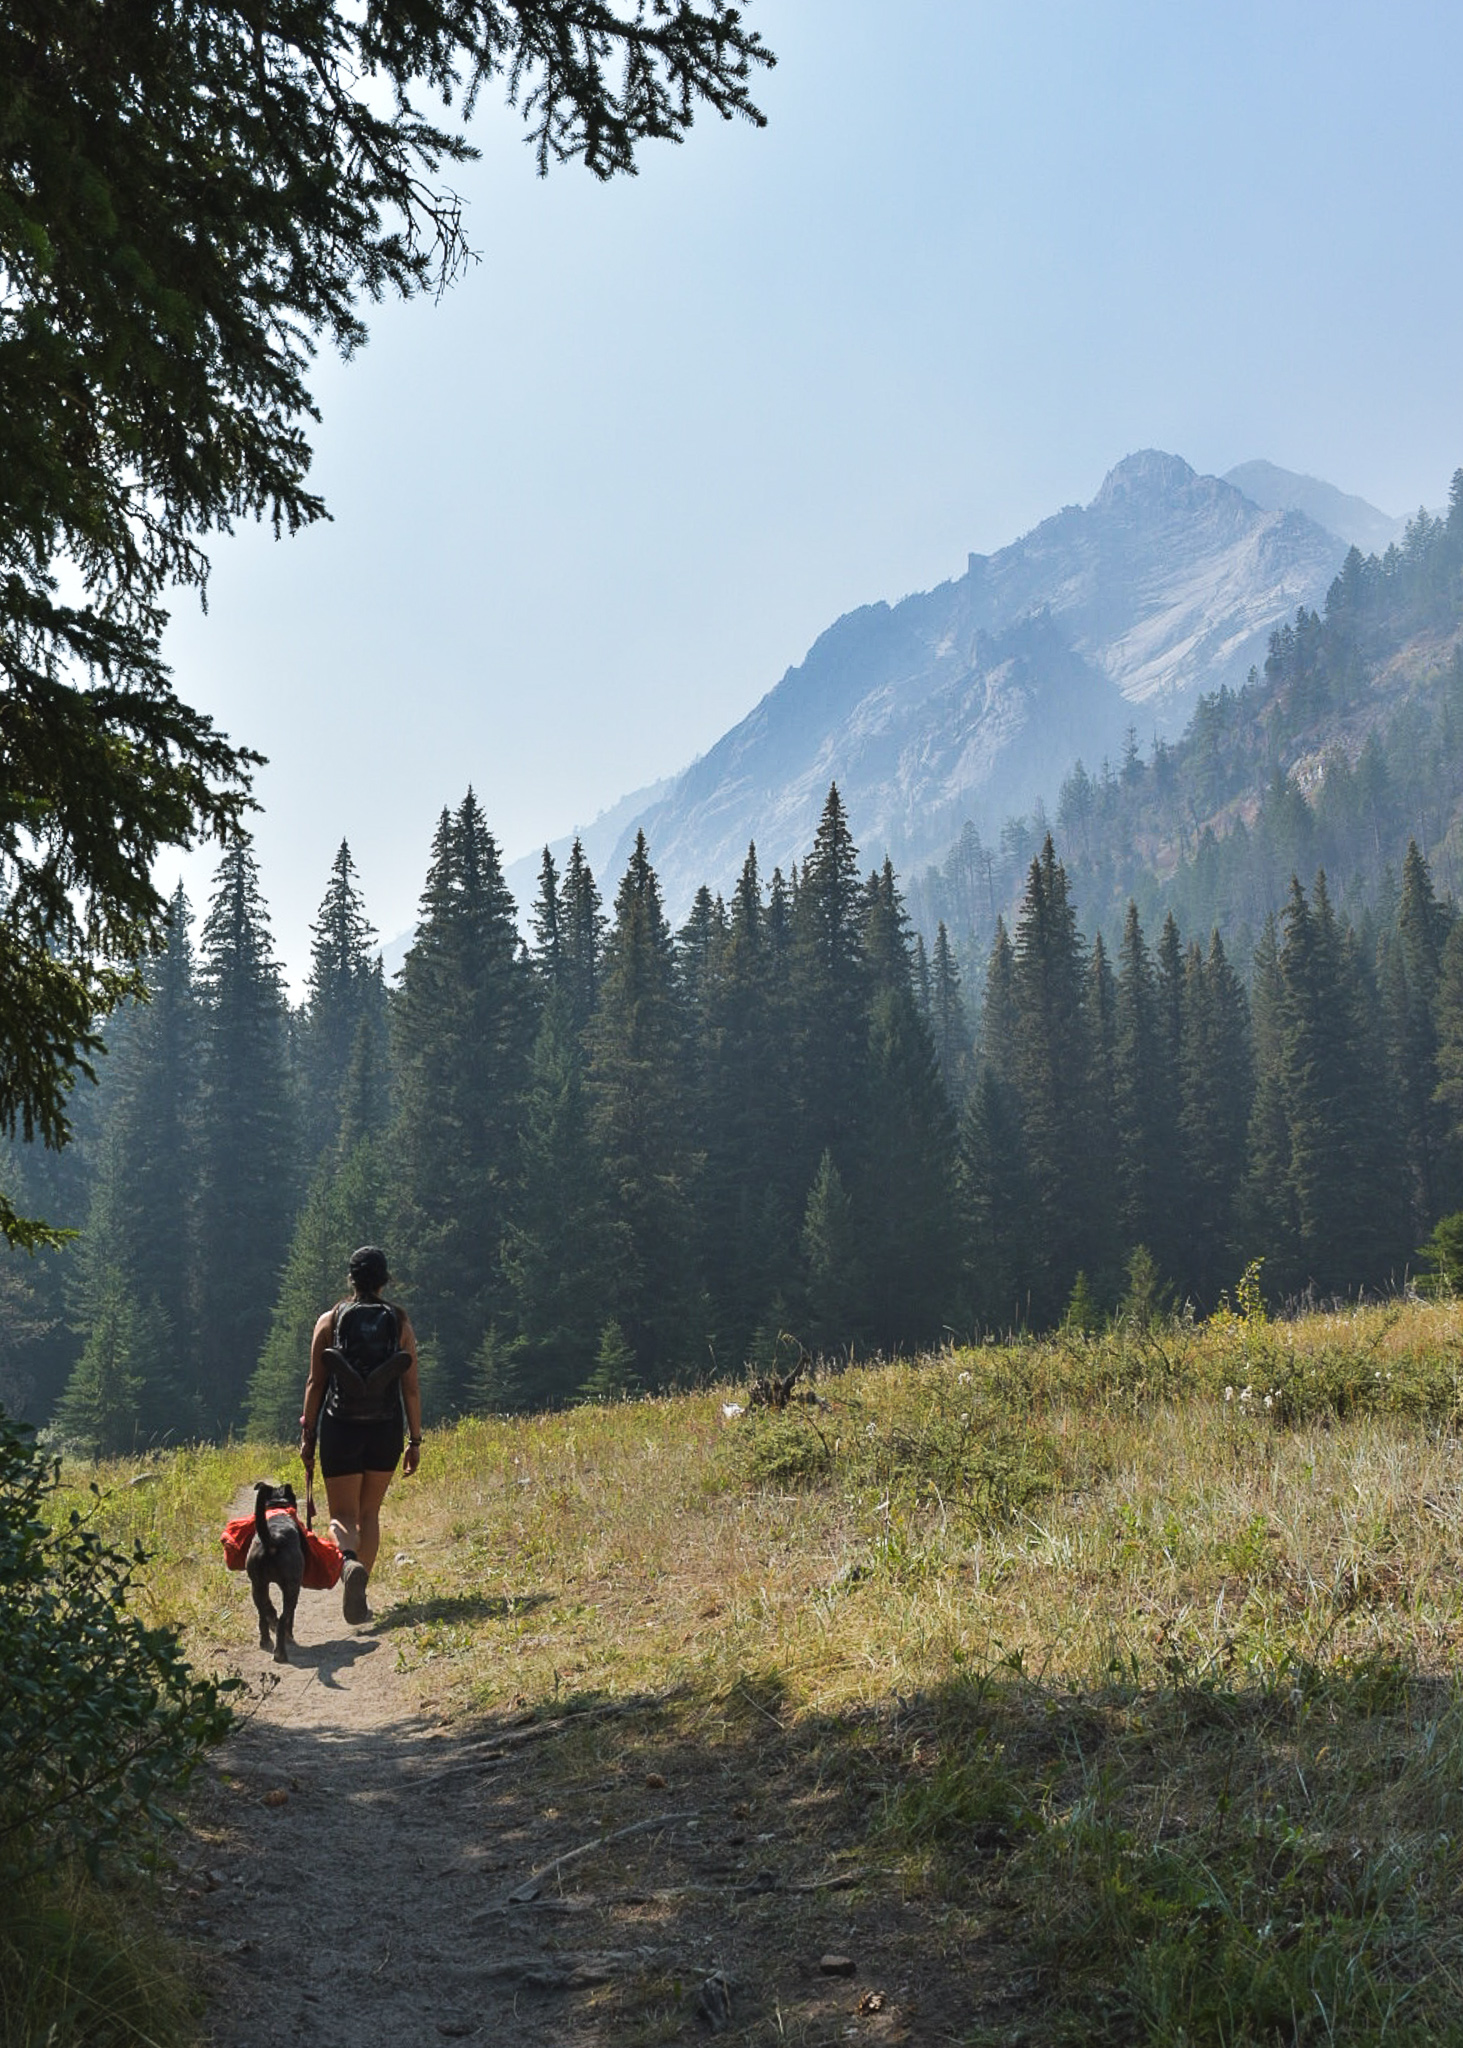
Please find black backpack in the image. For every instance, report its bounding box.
[323,1301,411,1422]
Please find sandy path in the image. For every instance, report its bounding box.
[179,1515,951,2044]
[182,1578,620,2048]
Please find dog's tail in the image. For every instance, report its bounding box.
[254,1482,280,1554]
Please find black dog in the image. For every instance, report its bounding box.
[246,1480,305,1665]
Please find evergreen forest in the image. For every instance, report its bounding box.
[9,479,1463,1452]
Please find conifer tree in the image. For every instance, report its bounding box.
[860,982,957,1349]
[1081,931,1122,1301]
[54,1136,178,1455]
[1177,933,1252,1304]
[979,918,1019,1088]
[957,1065,1035,1332]
[53,1266,152,1458]
[1240,914,1299,1287]
[1009,838,1096,1321]
[930,922,972,1103]
[1432,919,1463,1175]
[299,842,384,1164]
[499,990,623,1407]
[861,858,912,998]
[1112,901,1168,1270]
[579,1319,641,1403]
[194,836,297,1427]
[791,786,867,1180]
[695,844,796,1362]
[1388,841,1456,1230]
[1149,908,1189,1284]
[587,832,704,1386]
[530,848,563,986]
[391,791,534,1403]
[1271,874,1404,1296]
[800,1150,861,1357]
[247,1138,389,1437]
[560,838,605,1034]
[334,971,392,1155]
[912,931,932,1025]
[102,883,200,1368]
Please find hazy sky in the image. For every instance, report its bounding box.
[160,0,1463,990]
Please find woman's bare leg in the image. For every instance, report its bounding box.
[355,1469,394,1572]
[324,1471,363,1556]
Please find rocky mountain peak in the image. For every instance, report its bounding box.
[512,453,1352,922]
[1092,448,1201,510]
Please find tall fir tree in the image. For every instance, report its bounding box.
[498,989,624,1408]
[194,837,297,1428]
[1272,874,1406,1296]
[1240,913,1299,1288]
[391,791,535,1405]
[978,917,1019,1088]
[560,837,605,1034]
[929,922,972,1104]
[695,844,797,1362]
[1387,841,1456,1233]
[299,842,386,1165]
[859,980,958,1349]
[800,1149,861,1357]
[1176,933,1252,1305]
[54,1133,180,1455]
[1009,838,1097,1322]
[247,1137,390,1438]
[587,832,704,1387]
[957,1065,1036,1333]
[104,882,200,1370]
[1080,931,1122,1301]
[530,847,563,987]
[1112,901,1169,1272]
[791,786,867,1183]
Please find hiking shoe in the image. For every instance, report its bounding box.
[341,1558,370,1625]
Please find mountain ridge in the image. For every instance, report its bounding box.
[553,452,1347,919]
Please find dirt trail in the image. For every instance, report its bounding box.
[179,1523,956,2044]
[180,1576,634,2048]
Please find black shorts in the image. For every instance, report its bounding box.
[317,1407,404,1479]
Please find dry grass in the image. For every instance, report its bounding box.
[67,1294,1463,2043]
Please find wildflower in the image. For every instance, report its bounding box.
[1225,1386,1235,1402]
[866,1422,877,1437]
[721,1402,744,1421]
[1239,1385,1252,1403]
[1264,1394,1274,1410]
[957,1371,972,1385]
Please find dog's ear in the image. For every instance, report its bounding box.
[280,1483,297,1508]
[254,1479,272,1500]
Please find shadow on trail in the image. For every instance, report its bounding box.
[371,1589,554,1632]
[276,1632,381,1687]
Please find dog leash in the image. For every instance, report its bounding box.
[302,1448,317,1529]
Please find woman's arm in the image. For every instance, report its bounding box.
[398,1310,423,1476]
[299,1311,333,1463]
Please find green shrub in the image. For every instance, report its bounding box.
[0,1413,234,1882]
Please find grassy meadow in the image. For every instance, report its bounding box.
[55,1292,1463,2043]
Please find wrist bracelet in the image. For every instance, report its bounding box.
[408,1435,422,1447]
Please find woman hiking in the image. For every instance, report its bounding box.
[299,1246,422,1624]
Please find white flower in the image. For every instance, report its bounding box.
[1263,1394,1274,1410]
[1225,1386,1235,1402]
[1239,1385,1253,1402]
[722,1402,744,1420]
[957,1371,972,1385]
[866,1422,877,1437]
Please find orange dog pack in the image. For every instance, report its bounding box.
[220,1505,344,1590]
